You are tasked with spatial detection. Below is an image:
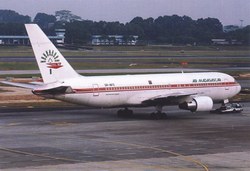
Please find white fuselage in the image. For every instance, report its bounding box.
[3,25,240,113]
[45,72,241,108]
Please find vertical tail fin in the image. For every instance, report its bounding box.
[25,24,79,84]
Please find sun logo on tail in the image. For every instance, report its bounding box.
[41,50,63,69]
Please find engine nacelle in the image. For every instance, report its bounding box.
[179,96,213,112]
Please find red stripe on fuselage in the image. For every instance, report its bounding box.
[72,82,239,94]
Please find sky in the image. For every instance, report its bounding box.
[0,0,250,26]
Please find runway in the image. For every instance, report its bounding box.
[0,55,250,75]
[1,67,250,76]
[1,104,250,171]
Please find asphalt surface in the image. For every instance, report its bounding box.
[1,103,250,171]
[0,55,250,76]
[0,55,250,61]
[1,57,250,68]
[0,68,214,75]
[1,67,250,76]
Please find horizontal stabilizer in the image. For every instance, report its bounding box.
[0,81,38,89]
[32,86,74,95]
[1,80,74,95]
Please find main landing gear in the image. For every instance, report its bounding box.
[117,106,167,119]
[117,107,134,118]
[150,106,167,120]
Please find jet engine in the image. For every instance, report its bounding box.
[179,96,213,112]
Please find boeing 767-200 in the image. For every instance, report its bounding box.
[1,24,241,118]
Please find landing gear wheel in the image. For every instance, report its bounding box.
[117,108,134,118]
[150,106,167,120]
[150,112,167,120]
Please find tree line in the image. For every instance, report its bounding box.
[0,9,249,45]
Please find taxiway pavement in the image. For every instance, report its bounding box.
[0,104,250,171]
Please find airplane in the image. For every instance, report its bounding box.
[1,24,241,118]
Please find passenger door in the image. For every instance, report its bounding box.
[93,84,99,96]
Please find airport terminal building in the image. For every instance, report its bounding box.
[0,29,65,45]
[91,35,138,45]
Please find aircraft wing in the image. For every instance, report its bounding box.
[127,90,197,106]
[142,92,196,105]
[147,92,196,100]
[0,81,38,89]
